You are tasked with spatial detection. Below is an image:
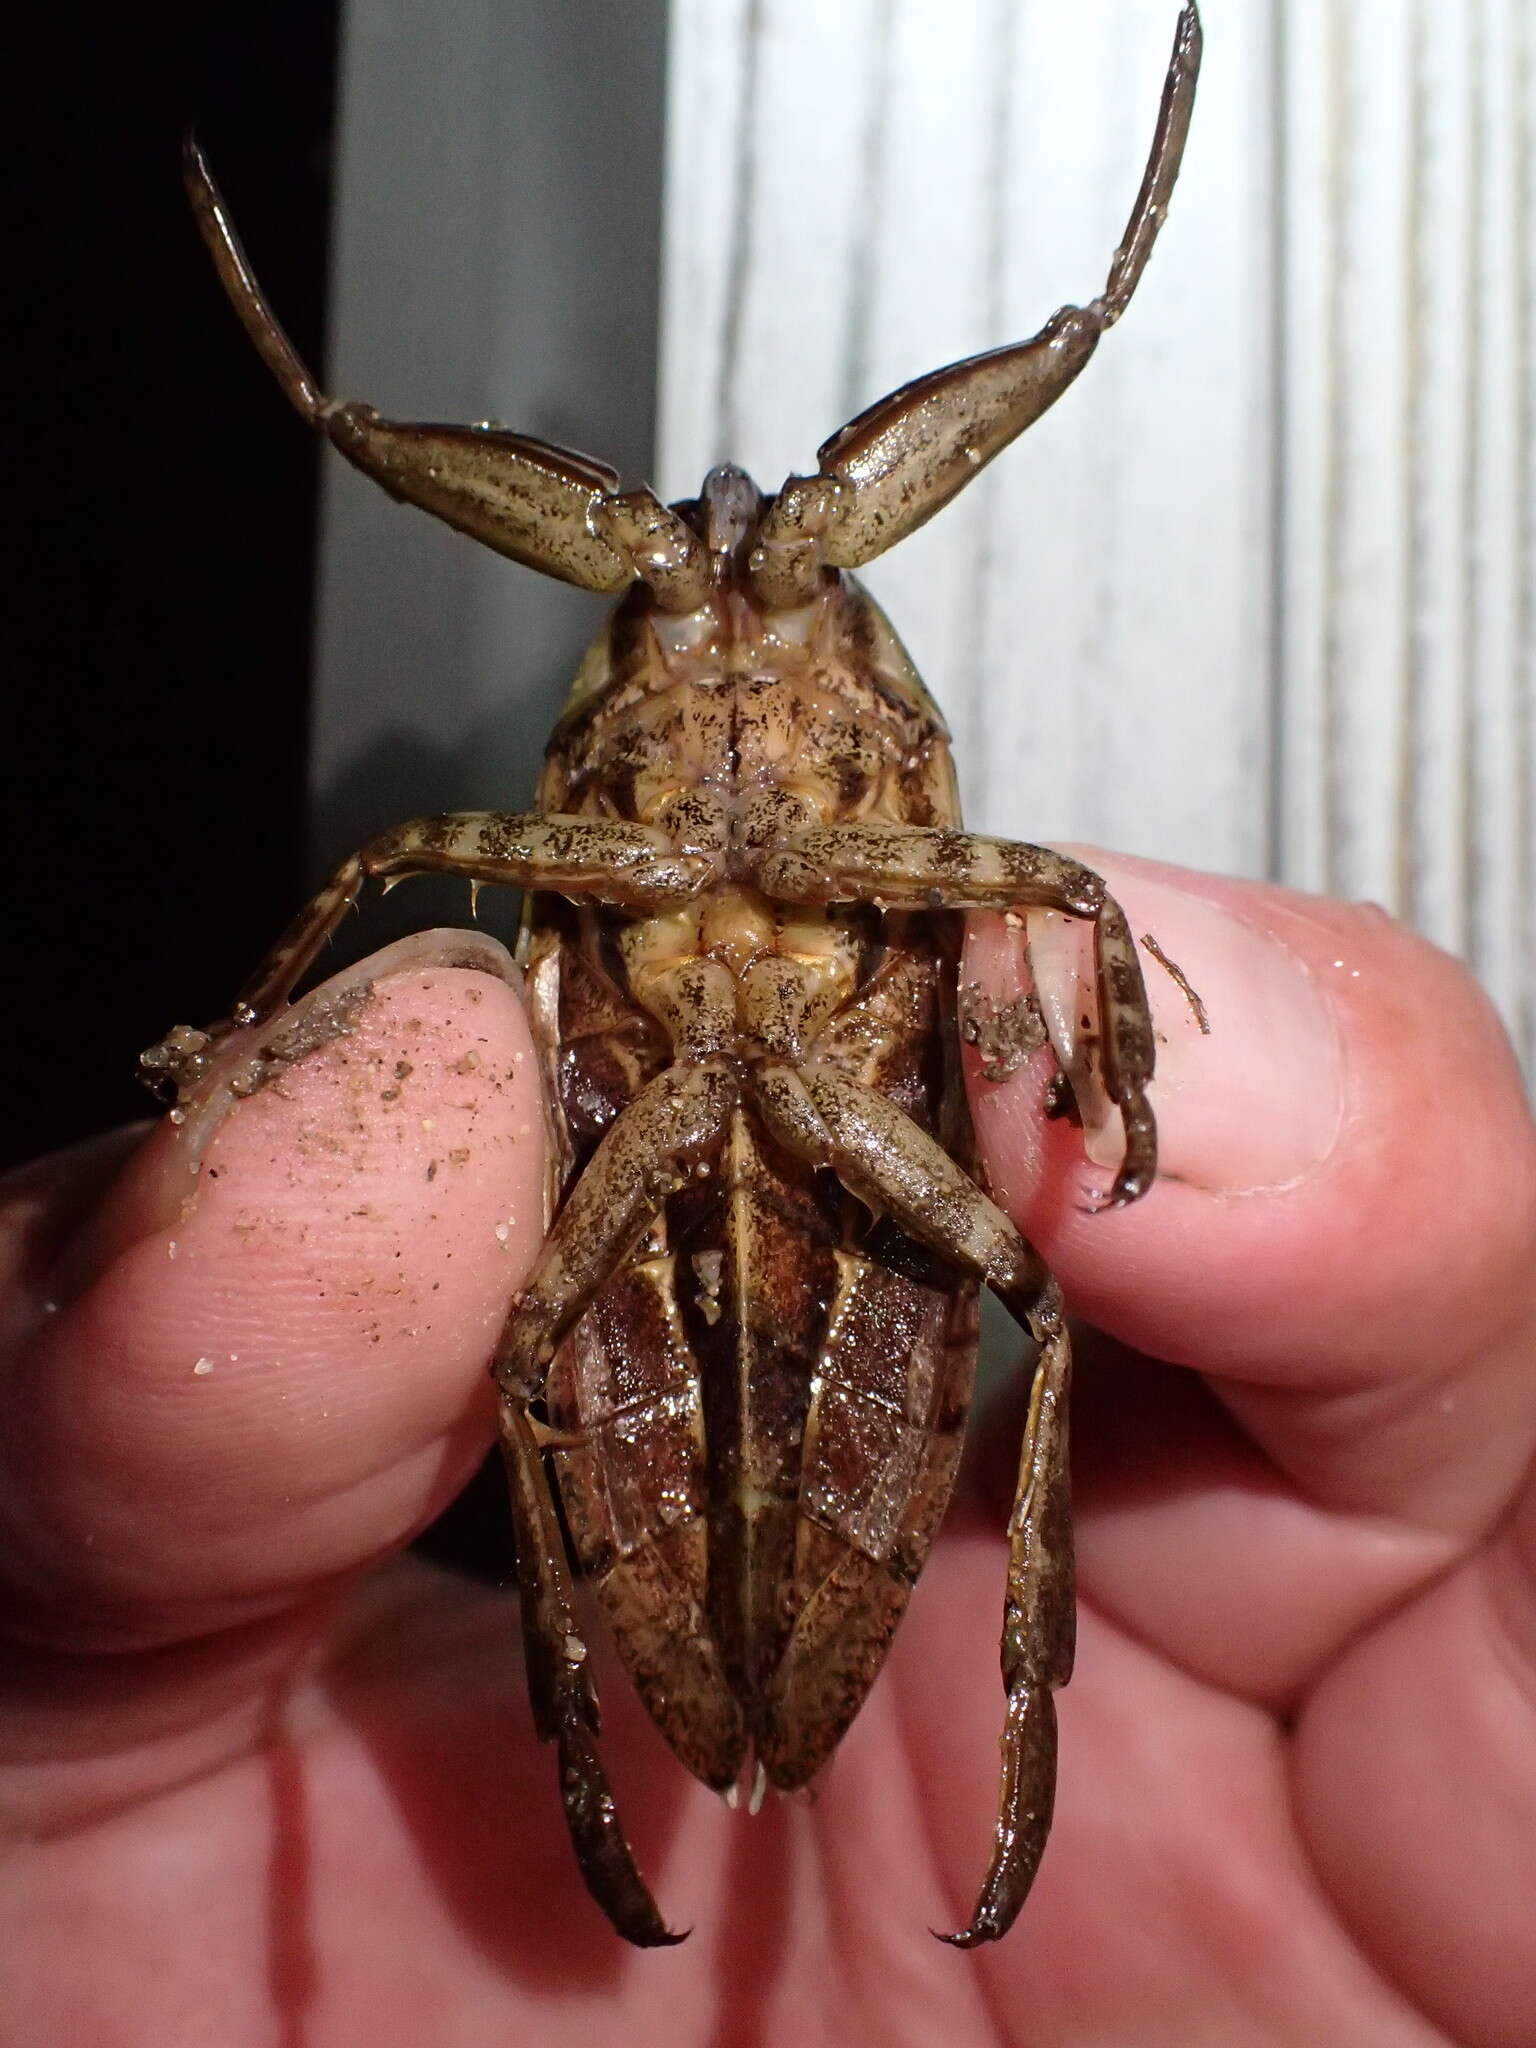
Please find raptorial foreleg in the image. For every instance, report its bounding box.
[747,5,1202,602]
[186,136,712,609]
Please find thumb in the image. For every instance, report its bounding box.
[0,933,546,1655]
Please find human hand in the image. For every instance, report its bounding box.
[2,856,1532,2046]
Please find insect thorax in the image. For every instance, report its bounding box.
[539,512,962,847]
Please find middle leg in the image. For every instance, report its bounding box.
[143,812,717,1099]
[755,824,1156,1205]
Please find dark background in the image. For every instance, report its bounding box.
[9,5,340,1171]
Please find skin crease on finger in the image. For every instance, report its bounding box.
[0,861,1533,2045]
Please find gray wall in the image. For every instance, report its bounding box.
[314,2,668,878]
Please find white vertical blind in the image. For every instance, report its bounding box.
[1277,0,1534,1061]
[658,0,1536,1070]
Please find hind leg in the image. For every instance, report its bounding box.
[499,1397,686,1946]
[940,1317,1073,1946]
[492,1060,738,1945]
[752,1063,1075,1940]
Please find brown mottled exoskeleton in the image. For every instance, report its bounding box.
[145,5,1201,1948]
